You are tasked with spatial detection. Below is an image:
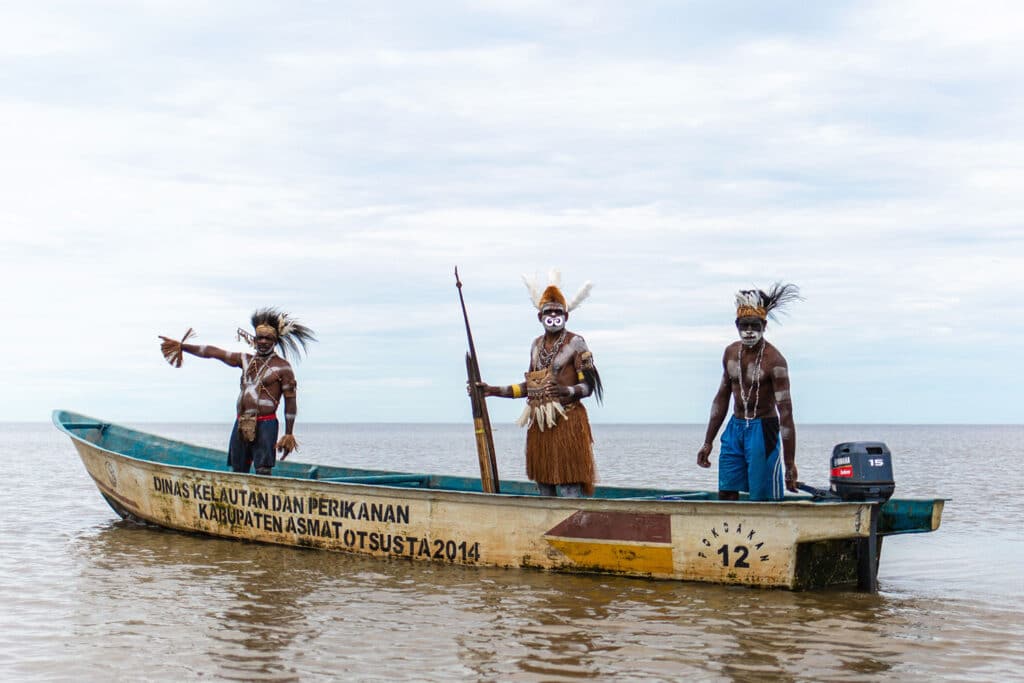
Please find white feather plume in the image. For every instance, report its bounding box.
[548,269,561,288]
[567,281,593,312]
[735,290,762,309]
[522,273,542,309]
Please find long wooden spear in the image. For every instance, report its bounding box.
[455,267,500,493]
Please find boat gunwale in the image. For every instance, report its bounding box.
[53,409,944,517]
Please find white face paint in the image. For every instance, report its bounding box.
[255,334,276,356]
[739,329,763,347]
[542,310,566,333]
[736,317,765,347]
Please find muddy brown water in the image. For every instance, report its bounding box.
[2,422,1020,681]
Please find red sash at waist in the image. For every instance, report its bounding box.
[239,414,277,422]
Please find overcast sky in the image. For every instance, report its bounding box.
[2,1,1020,426]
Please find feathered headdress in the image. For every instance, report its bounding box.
[522,269,593,313]
[735,282,802,322]
[237,307,317,360]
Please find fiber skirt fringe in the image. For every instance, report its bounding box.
[526,403,596,496]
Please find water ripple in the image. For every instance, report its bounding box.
[1,423,1021,680]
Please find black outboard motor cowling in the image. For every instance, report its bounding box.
[830,441,895,502]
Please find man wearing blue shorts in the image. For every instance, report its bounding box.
[696,284,801,501]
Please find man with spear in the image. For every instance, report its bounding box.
[476,271,604,497]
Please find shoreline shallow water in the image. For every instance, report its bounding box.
[2,421,1021,680]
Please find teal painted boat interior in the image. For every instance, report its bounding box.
[54,410,940,536]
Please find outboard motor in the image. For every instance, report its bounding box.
[829,441,895,503]
[797,441,896,503]
[795,441,897,593]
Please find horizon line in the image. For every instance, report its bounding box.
[13,419,1023,427]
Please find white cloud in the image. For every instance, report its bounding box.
[1,1,1021,425]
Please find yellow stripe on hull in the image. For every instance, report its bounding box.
[545,537,674,575]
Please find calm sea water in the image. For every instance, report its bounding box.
[1,420,1022,681]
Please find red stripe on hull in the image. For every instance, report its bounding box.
[546,510,671,543]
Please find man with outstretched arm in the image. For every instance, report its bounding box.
[159,308,316,475]
[697,284,801,501]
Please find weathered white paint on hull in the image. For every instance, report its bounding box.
[73,436,875,590]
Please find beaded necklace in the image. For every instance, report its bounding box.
[537,331,567,369]
[737,341,765,422]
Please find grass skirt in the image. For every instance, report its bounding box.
[525,403,596,496]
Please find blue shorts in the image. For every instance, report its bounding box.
[719,416,783,501]
[228,418,279,473]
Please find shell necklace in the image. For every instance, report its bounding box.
[537,331,567,369]
[737,341,765,422]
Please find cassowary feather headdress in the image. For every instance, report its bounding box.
[735,282,802,322]
[237,307,317,360]
[522,269,593,313]
[521,270,603,404]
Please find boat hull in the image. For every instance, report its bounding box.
[57,411,943,590]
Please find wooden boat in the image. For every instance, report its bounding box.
[55,410,943,591]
